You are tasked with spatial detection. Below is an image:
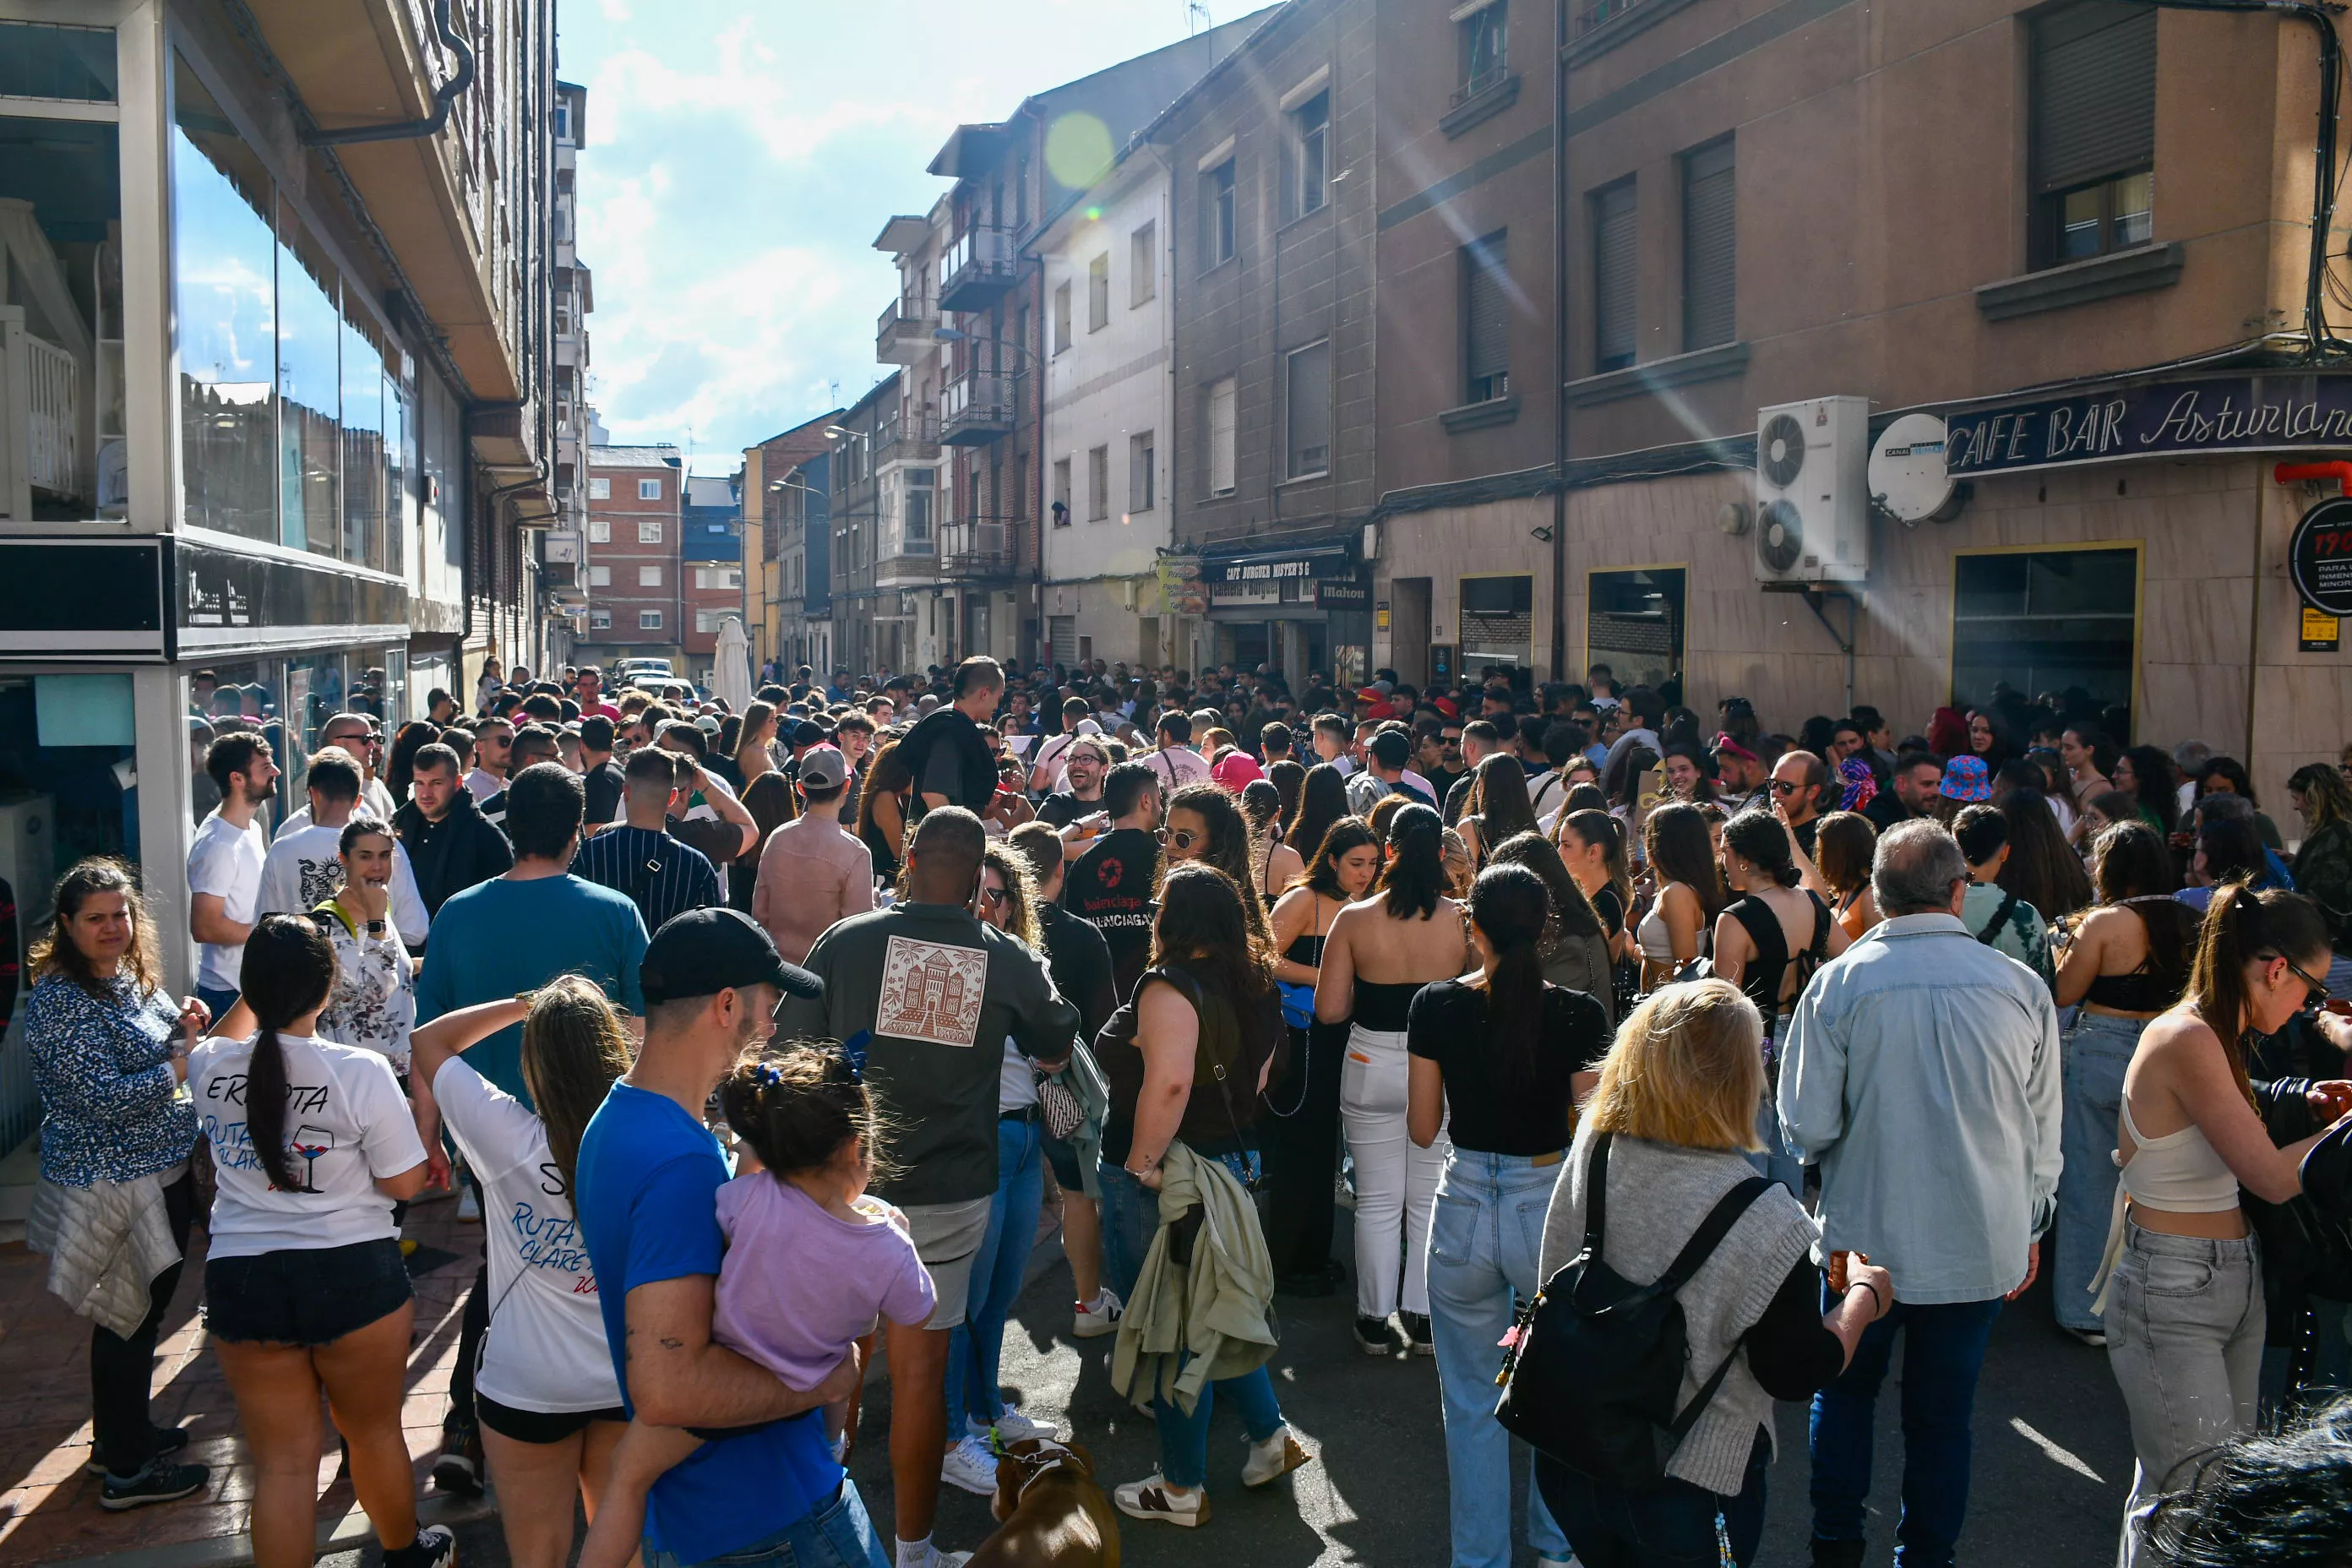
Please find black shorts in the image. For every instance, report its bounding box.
[1042,1133,1083,1192]
[477,1393,629,1445]
[204,1237,413,1346]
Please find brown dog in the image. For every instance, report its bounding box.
[967,1437,1121,1568]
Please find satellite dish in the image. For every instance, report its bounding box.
[1870,412,1962,524]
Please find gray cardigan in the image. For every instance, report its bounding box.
[1538,1121,1819,1495]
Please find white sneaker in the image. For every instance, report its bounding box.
[455,1182,481,1222]
[1072,1288,1124,1339]
[939,1434,1000,1496]
[1240,1426,1312,1488]
[1113,1473,1210,1527]
[972,1405,1056,1443]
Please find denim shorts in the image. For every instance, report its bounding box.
[205,1237,413,1346]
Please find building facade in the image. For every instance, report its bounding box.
[825,374,896,678]
[681,471,741,682]
[577,444,683,668]
[0,0,558,1038]
[542,76,597,661]
[743,411,838,678]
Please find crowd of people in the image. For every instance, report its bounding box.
[23,647,2352,1568]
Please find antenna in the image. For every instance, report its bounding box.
[1186,0,1209,34]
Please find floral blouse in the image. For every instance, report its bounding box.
[315,903,417,1073]
[26,972,199,1188]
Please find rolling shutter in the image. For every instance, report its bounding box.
[1465,233,1511,391]
[2032,2,2157,194]
[1682,139,1736,351]
[1048,615,1077,667]
[1594,180,1637,370]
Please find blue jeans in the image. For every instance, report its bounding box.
[2057,1012,2142,1331]
[1537,1432,1769,1567]
[945,1114,1045,1436]
[1097,1160,1287,1489]
[642,1481,889,1568]
[1808,1293,2004,1567]
[1424,1149,1570,1568]
[1748,1092,1801,1195]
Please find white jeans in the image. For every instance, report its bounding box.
[1341,1024,1446,1319]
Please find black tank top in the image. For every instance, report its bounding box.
[1725,890,1832,1021]
[1353,979,1423,1032]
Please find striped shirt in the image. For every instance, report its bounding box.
[571,825,720,934]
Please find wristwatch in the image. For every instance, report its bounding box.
[364,920,387,935]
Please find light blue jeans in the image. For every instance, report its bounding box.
[1424,1148,1571,1568]
[1097,1160,1287,1489]
[2057,1012,2144,1332]
[641,1481,890,1568]
[945,1114,1045,1438]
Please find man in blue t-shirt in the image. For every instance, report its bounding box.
[412,762,648,1497]
[575,908,877,1568]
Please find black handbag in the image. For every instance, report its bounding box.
[1493,1131,1770,1487]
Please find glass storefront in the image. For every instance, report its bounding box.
[1585,567,1686,690]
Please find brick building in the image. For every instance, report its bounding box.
[578,444,683,670]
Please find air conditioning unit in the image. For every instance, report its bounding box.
[1753,395,1870,584]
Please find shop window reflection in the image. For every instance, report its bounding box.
[0,114,122,521]
[276,196,341,556]
[172,56,277,542]
[341,315,384,568]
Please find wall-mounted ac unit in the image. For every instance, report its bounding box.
[1754,395,1870,584]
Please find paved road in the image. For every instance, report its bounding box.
[423,1217,2134,1568]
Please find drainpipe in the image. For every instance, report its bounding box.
[1549,0,1571,682]
[305,0,477,146]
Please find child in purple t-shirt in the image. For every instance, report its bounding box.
[579,1042,934,1568]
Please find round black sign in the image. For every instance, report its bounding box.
[2290,497,2352,617]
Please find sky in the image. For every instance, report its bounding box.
[561,0,1231,471]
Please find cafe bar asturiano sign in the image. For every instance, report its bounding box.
[1944,373,2352,476]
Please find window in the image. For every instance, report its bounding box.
[1585,567,1685,689]
[1130,432,1156,513]
[1054,280,1073,353]
[1087,446,1110,520]
[2031,1,2157,267]
[1682,139,1737,351]
[1285,341,1331,479]
[1130,221,1157,305]
[1088,253,1110,332]
[638,520,664,543]
[1292,92,1331,218]
[589,476,610,498]
[1206,377,1237,496]
[591,608,612,629]
[1461,574,1537,669]
[1952,547,2139,715]
[637,477,662,500]
[694,566,743,589]
[639,564,663,586]
[1460,2,1508,95]
[1592,177,1637,373]
[639,610,663,630]
[1203,160,1237,267]
[1053,457,1072,524]
[588,519,610,542]
[695,608,732,633]
[589,564,611,586]
[1462,231,1511,404]
[905,468,934,553]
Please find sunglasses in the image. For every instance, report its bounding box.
[977,885,1010,908]
[1159,827,1203,849]
[2283,955,2334,1004]
[1768,780,1803,796]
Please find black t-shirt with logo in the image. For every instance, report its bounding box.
[1063,826,1160,1002]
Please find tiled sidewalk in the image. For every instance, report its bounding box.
[0,1190,489,1568]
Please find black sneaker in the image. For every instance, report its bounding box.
[395,1524,458,1568]
[1399,1311,1437,1357]
[99,1457,209,1511]
[1354,1315,1402,1356]
[431,1424,484,1496]
[1810,1536,1866,1568]
[85,1424,191,1476]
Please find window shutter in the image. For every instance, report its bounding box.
[1682,139,1736,351]
[1465,234,1510,389]
[1288,342,1331,476]
[1049,615,1078,666]
[1594,180,1637,368]
[1208,378,1237,493]
[2032,2,2157,194]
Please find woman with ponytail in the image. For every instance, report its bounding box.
[1317,803,1472,1356]
[1407,863,1611,1568]
[188,915,447,1568]
[2100,885,2352,1565]
[407,977,632,1568]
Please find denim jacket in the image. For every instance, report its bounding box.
[1777,913,2063,1304]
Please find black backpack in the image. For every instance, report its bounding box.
[1494,1131,1770,1487]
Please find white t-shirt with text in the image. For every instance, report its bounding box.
[257,822,429,942]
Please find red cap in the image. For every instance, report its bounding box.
[1434,697,1459,719]
[1356,686,1384,701]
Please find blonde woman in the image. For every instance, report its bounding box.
[1536,981,1891,1565]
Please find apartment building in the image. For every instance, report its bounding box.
[682,471,743,683]
[743,411,841,678]
[825,374,898,678]
[578,444,683,668]
[1141,0,1382,685]
[1357,0,2352,792]
[0,0,560,1018]
[542,77,598,661]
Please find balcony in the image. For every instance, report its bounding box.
[940,373,1016,445]
[939,517,1022,582]
[877,295,940,363]
[939,226,1018,312]
[875,411,941,468]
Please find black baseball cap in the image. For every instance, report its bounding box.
[640,907,821,1006]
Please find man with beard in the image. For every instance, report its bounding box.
[1062,760,1163,1000]
[1035,735,1111,831]
[395,743,514,924]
